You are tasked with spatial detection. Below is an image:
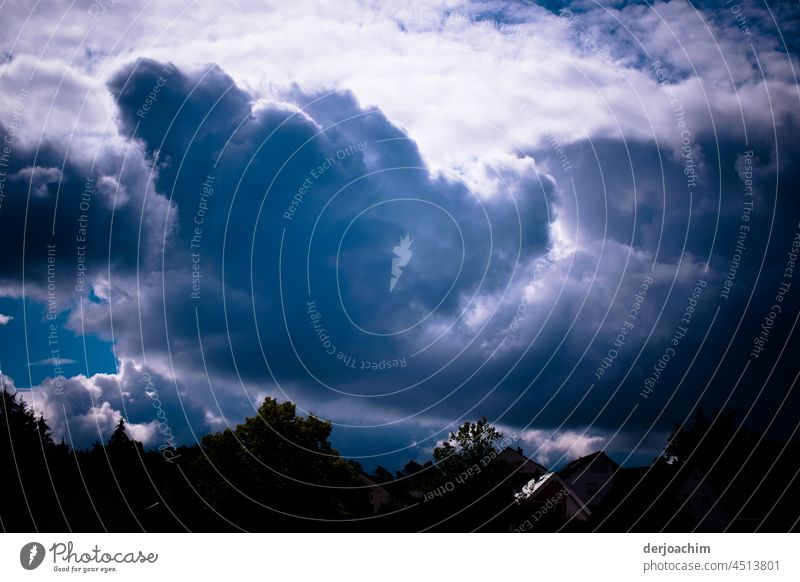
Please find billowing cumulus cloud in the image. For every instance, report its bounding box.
[19,358,212,449]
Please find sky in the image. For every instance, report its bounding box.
[0,0,799,471]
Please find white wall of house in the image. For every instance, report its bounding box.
[562,456,617,508]
[564,492,591,521]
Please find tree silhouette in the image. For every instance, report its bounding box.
[2,375,797,532]
[0,384,66,530]
[108,417,131,447]
[189,397,366,529]
[432,417,503,479]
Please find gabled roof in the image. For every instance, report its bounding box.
[608,460,720,501]
[516,472,557,499]
[557,451,619,477]
[586,460,730,529]
[514,472,591,517]
[357,474,389,493]
[498,446,548,474]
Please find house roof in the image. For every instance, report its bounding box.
[577,460,730,528]
[557,451,619,477]
[498,446,548,474]
[514,472,592,516]
[516,472,557,499]
[357,474,389,493]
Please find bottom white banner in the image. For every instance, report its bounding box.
[1,533,796,581]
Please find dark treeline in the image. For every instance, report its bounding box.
[1,385,798,532]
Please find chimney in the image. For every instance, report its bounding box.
[517,446,523,455]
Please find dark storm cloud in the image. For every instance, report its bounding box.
[0,118,173,301]
[517,124,800,443]
[58,60,555,435]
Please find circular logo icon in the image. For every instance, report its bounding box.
[19,542,46,570]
